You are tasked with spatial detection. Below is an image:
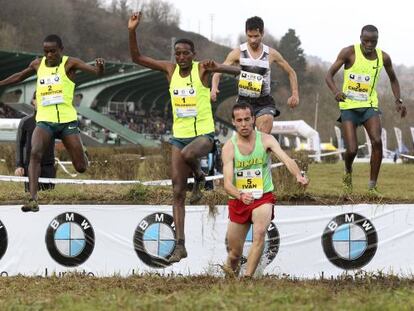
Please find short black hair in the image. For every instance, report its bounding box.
[361,25,378,35]
[43,34,63,48]
[232,103,254,118]
[174,38,195,53]
[245,16,264,33]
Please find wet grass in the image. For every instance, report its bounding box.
[1,274,414,310]
[0,161,413,309]
[1,162,413,206]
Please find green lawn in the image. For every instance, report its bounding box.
[0,163,413,310]
[1,162,413,205]
[1,275,414,310]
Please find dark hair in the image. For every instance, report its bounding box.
[361,25,378,35]
[174,38,195,52]
[32,91,36,100]
[245,16,264,33]
[43,34,63,48]
[232,103,254,118]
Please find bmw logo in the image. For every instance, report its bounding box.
[0,220,7,260]
[322,213,377,270]
[226,222,279,267]
[134,213,176,268]
[45,212,95,267]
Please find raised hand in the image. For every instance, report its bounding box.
[95,58,105,67]
[202,59,219,71]
[128,12,142,31]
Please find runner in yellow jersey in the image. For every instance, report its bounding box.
[0,34,105,211]
[326,25,406,196]
[128,12,240,263]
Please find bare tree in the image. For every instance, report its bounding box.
[142,0,180,26]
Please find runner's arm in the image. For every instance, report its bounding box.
[15,120,25,170]
[263,134,308,186]
[128,12,173,74]
[201,60,240,75]
[211,49,240,102]
[271,49,299,108]
[0,60,38,86]
[222,141,241,199]
[325,48,348,102]
[69,57,105,76]
[383,51,406,118]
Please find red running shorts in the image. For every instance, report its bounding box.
[228,192,276,224]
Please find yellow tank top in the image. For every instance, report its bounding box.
[169,61,214,138]
[341,44,383,110]
[36,56,77,123]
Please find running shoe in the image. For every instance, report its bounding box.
[342,173,353,194]
[168,244,188,263]
[220,263,241,278]
[189,174,206,204]
[21,199,39,212]
[368,186,383,198]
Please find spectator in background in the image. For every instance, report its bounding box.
[0,102,24,118]
[15,92,56,192]
[73,93,83,108]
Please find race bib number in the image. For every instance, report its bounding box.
[346,73,371,101]
[238,71,263,98]
[172,88,197,118]
[235,168,263,199]
[38,74,64,106]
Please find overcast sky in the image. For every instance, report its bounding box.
[167,0,413,66]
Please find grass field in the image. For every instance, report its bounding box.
[1,274,414,310]
[0,161,413,310]
[1,162,413,205]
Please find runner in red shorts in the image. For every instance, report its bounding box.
[221,102,308,277]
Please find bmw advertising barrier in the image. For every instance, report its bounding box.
[0,204,412,277]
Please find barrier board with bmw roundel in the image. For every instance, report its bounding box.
[226,222,279,267]
[322,213,378,270]
[0,220,7,261]
[45,212,95,267]
[134,212,176,268]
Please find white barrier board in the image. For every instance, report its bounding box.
[0,204,413,278]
